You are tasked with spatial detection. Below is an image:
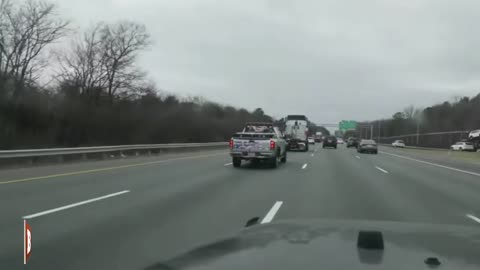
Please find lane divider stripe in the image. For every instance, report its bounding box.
[261,201,283,224]
[0,153,225,185]
[23,190,130,219]
[375,166,389,174]
[466,214,480,224]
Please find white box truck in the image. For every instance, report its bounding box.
[284,115,309,152]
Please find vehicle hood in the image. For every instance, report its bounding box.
[146,219,480,270]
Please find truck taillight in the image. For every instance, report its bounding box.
[229,139,234,149]
[270,140,276,150]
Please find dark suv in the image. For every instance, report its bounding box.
[323,136,337,149]
[346,137,359,148]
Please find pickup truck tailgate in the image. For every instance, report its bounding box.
[231,133,273,153]
[232,139,270,152]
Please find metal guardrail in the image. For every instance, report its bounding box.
[379,130,468,140]
[381,143,480,152]
[0,142,228,159]
[379,143,447,151]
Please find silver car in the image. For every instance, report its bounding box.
[357,139,378,154]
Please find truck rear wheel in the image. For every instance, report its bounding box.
[232,157,241,168]
[270,155,278,168]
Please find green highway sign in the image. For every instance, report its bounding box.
[339,120,357,131]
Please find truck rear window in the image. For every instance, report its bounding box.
[286,115,307,121]
[244,125,274,133]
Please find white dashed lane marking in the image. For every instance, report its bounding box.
[375,166,389,174]
[466,214,480,224]
[261,201,283,224]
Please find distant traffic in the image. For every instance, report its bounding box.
[229,115,379,168]
[229,115,479,168]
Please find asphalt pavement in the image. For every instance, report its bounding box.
[1,145,480,269]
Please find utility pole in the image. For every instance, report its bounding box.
[416,120,420,145]
[378,121,381,143]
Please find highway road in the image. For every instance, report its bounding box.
[1,145,480,269]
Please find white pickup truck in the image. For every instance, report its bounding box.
[229,122,287,168]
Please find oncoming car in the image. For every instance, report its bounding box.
[450,142,475,152]
[392,140,405,148]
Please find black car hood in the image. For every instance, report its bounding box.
[146,219,480,270]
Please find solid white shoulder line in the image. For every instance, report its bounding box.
[380,151,480,177]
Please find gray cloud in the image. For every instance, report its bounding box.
[55,0,480,123]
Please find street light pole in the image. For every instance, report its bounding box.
[378,121,381,143]
[416,120,420,145]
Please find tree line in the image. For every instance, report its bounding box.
[355,94,480,147]
[0,0,272,149]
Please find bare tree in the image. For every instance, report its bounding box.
[0,0,13,77]
[413,107,423,121]
[57,23,107,101]
[0,0,69,96]
[99,21,150,102]
[403,105,415,119]
[57,21,150,103]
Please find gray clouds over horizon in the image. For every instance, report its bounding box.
[55,0,480,123]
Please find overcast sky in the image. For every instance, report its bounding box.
[54,0,480,124]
